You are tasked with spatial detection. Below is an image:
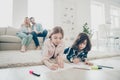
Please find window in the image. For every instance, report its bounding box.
[0,0,13,27]
[28,0,54,29]
[91,1,105,39]
[110,6,120,29]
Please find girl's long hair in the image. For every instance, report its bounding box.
[24,17,31,28]
[72,33,91,52]
[49,26,64,39]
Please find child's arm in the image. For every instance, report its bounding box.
[77,52,88,62]
[72,58,80,64]
[84,59,93,66]
[56,43,65,68]
[77,52,93,66]
[66,48,76,63]
[43,60,59,70]
[56,55,64,68]
[42,40,59,70]
[64,47,69,54]
[42,40,52,63]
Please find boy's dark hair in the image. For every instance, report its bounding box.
[30,17,34,20]
[49,26,64,38]
[72,33,92,52]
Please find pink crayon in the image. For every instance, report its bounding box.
[29,70,40,77]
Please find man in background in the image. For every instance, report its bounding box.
[30,17,48,50]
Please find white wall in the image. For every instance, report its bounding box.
[54,0,91,40]
[54,0,77,38]
[13,0,28,28]
[76,0,91,33]
[12,0,120,29]
[0,0,12,27]
[54,0,91,47]
[28,0,54,29]
[54,0,63,26]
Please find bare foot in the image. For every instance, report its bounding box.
[20,46,26,52]
[35,46,41,50]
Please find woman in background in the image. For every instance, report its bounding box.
[16,17,33,52]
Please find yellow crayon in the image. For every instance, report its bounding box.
[91,65,102,70]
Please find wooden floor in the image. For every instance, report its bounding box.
[0,56,120,80]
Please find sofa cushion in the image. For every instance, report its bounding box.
[6,27,19,36]
[0,43,21,50]
[0,35,21,43]
[0,27,6,35]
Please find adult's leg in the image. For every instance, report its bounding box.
[17,32,28,52]
[37,29,48,41]
[17,32,28,45]
[26,34,33,47]
[31,31,40,47]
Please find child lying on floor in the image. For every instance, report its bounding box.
[64,33,93,66]
[42,26,65,70]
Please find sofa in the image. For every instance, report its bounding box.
[0,27,44,50]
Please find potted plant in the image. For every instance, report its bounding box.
[82,22,93,38]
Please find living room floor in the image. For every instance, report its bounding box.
[0,50,43,68]
[0,49,120,68]
[0,56,120,80]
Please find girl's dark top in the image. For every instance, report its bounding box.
[64,47,88,62]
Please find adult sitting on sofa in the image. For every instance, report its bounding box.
[30,17,48,50]
[16,17,33,52]
[0,26,45,51]
[0,28,44,51]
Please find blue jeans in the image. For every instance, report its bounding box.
[31,29,48,47]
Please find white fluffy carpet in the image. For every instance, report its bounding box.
[0,50,43,68]
[0,50,120,68]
